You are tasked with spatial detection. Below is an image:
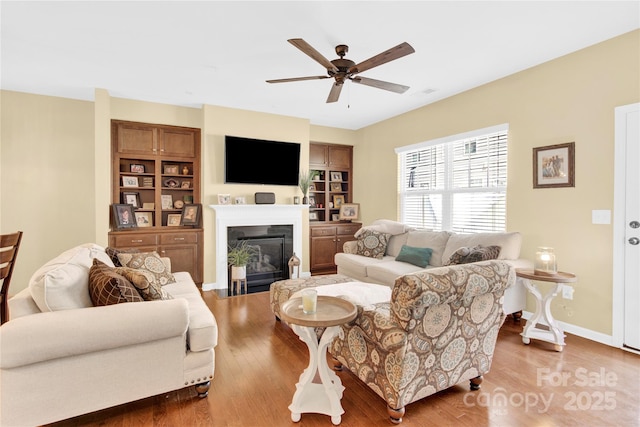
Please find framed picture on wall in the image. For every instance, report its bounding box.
[533,142,575,188]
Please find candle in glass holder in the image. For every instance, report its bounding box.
[534,247,557,275]
[302,289,317,314]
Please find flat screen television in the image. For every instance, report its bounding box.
[225,136,301,186]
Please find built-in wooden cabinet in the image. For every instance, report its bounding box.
[308,143,353,223]
[308,142,358,274]
[310,222,361,275]
[108,120,204,285]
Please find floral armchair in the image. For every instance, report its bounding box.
[329,260,514,423]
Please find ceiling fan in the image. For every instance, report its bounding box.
[266,39,415,103]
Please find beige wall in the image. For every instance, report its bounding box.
[354,30,640,334]
[1,91,96,289]
[1,30,637,337]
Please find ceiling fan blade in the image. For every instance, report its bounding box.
[288,38,339,73]
[326,82,343,103]
[348,42,415,75]
[351,76,410,93]
[266,75,331,84]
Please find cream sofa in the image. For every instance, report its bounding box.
[335,220,532,315]
[0,244,217,427]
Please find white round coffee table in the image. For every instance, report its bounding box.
[280,295,357,425]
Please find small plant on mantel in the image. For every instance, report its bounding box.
[299,170,317,204]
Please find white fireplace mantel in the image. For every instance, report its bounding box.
[207,204,308,291]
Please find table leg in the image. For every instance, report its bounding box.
[521,279,565,351]
[289,324,345,425]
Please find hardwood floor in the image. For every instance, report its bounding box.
[47,291,640,427]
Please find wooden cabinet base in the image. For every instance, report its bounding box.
[108,228,203,286]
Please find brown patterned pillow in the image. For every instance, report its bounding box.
[445,245,502,265]
[356,229,392,259]
[116,251,176,286]
[105,247,140,267]
[115,266,173,301]
[88,259,143,306]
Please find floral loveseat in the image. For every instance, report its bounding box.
[329,260,514,423]
[0,243,217,426]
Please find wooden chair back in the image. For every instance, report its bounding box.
[0,231,23,324]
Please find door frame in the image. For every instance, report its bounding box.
[612,102,639,350]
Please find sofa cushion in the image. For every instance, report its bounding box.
[164,272,218,351]
[395,245,433,268]
[445,245,502,265]
[385,232,409,257]
[442,232,521,261]
[29,243,115,312]
[116,251,176,286]
[334,253,392,278]
[105,247,140,267]
[356,229,392,259]
[405,230,451,267]
[366,260,424,285]
[88,259,144,306]
[115,267,173,301]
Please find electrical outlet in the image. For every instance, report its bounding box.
[562,285,574,300]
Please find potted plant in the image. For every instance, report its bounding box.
[299,170,317,204]
[227,241,256,280]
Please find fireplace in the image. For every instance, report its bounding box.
[208,204,307,292]
[228,225,293,294]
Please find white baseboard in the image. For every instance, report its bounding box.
[521,311,615,347]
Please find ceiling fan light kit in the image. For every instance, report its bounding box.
[267,38,415,103]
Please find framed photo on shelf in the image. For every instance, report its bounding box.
[112,204,137,229]
[122,176,139,187]
[218,194,231,205]
[167,214,182,227]
[309,183,316,191]
[339,203,360,221]
[130,164,145,173]
[330,171,343,181]
[309,212,319,221]
[181,204,201,226]
[330,182,342,192]
[234,196,246,205]
[135,211,152,227]
[161,194,173,209]
[164,178,179,188]
[332,214,340,221]
[533,142,575,189]
[332,195,345,208]
[122,192,141,209]
[308,196,316,206]
[181,180,191,189]
[164,164,179,175]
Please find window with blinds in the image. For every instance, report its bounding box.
[396,124,508,233]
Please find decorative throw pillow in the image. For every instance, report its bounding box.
[445,245,502,265]
[395,245,433,268]
[88,259,143,306]
[105,247,140,267]
[116,251,176,286]
[356,229,392,259]
[115,266,173,301]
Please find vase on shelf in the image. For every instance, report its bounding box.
[302,196,309,205]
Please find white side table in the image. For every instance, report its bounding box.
[280,295,357,426]
[516,269,577,352]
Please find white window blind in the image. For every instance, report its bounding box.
[396,124,508,233]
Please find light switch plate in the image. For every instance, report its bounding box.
[592,210,611,225]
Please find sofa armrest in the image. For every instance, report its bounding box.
[343,240,358,254]
[0,298,189,368]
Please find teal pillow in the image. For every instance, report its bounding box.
[396,245,433,268]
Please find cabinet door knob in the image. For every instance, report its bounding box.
[174,237,185,241]
[132,239,142,243]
